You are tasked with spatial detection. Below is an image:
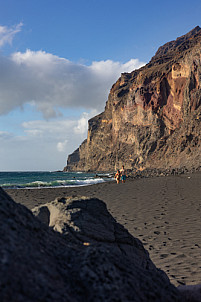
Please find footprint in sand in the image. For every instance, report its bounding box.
[160,254,169,259]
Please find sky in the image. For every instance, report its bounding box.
[0,0,200,171]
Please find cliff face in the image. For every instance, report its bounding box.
[64,26,201,172]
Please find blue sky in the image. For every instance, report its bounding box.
[0,0,200,171]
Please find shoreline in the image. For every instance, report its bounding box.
[5,172,201,287]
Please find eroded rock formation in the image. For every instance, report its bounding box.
[64,26,201,172]
[0,188,183,302]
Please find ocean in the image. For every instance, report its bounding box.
[0,171,113,189]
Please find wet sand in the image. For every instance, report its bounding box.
[5,172,201,287]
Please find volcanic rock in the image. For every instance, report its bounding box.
[64,26,201,172]
[0,188,183,302]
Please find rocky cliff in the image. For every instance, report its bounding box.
[64,26,201,172]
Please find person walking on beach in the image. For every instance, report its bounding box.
[120,165,127,183]
[115,169,121,184]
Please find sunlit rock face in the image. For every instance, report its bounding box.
[64,26,201,172]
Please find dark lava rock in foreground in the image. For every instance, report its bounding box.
[0,188,184,301]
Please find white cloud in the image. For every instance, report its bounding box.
[57,140,68,152]
[22,109,97,143]
[0,23,23,48]
[0,49,145,118]
[0,130,13,139]
[0,43,146,170]
[74,110,98,135]
[22,119,76,138]
[0,114,92,171]
[89,58,142,75]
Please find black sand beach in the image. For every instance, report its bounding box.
[5,172,201,287]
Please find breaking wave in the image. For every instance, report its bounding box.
[0,171,108,189]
